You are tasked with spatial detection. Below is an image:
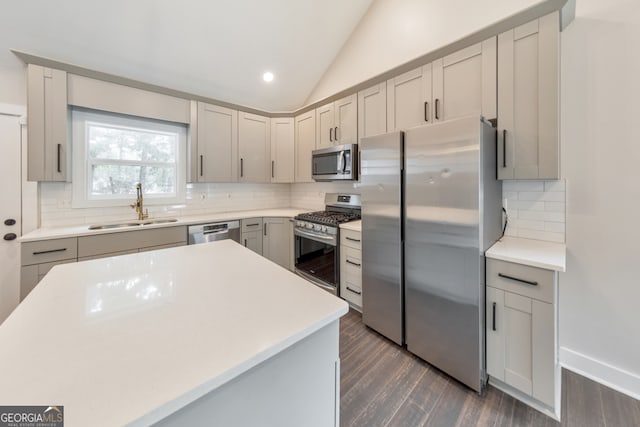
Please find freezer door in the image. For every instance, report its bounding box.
[360,131,404,345]
[404,115,485,392]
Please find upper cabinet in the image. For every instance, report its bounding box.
[315,94,357,149]
[192,102,238,183]
[270,117,295,183]
[358,82,387,140]
[498,11,560,180]
[432,38,497,122]
[386,65,431,131]
[294,111,316,183]
[238,112,271,183]
[27,64,69,182]
[387,38,496,132]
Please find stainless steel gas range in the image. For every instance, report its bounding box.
[294,194,361,294]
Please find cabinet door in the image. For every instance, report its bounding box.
[498,11,559,179]
[238,112,270,183]
[262,217,291,269]
[504,291,533,395]
[242,230,263,255]
[315,102,335,150]
[432,38,497,122]
[358,83,387,140]
[270,117,294,183]
[27,64,68,182]
[196,102,238,182]
[294,111,315,183]
[532,299,555,407]
[334,94,357,145]
[386,65,431,131]
[486,286,505,381]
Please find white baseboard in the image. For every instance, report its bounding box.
[560,347,640,401]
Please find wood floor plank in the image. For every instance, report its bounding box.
[386,365,450,427]
[339,310,640,427]
[562,369,606,427]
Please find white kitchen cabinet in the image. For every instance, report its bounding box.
[27,64,69,182]
[486,258,558,417]
[193,102,238,183]
[262,217,292,270]
[20,237,78,300]
[497,11,559,179]
[315,94,357,149]
[386,65,431,131]
[294,110,315,183]
[238,112,270,183]
[339,228,362,310]
[431,38,497,122]
[270,117,294,183]
[387,38,496,131]
[241,218,263,255]
[358,82,387,140]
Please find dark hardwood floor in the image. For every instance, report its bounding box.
[340,309,640,427]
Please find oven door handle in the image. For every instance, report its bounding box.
[295,269,337,293]
[294,228,337,245]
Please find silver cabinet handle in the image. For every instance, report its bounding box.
[334,126,339,141]
[272,160,275,178]
[240,158,244,177]
[329,127,333,142]
[200,155,204,176]
[502,129,507,168]
[264,223,267,236]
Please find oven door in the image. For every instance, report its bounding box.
[294,228,338,294]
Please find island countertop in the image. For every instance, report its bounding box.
[0,240,348,426]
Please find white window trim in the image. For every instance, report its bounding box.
[72,108,186,208]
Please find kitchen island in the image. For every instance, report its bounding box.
[0,240,348,426]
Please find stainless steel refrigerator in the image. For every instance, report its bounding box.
[360,115,502,392]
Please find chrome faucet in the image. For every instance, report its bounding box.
[130,183,149,221]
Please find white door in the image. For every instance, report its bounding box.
[0,108,24,323]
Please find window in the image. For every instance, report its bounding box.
[72,109,186,207]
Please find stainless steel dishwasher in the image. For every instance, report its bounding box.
[187,220,241,245]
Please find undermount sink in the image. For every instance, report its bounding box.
[88,218,178,230]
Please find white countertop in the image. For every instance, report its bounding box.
[20,208,309,242]
[340,220,361,232]
[486,236,566,272]
[0,240,348,426]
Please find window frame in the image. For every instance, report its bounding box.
[71,108,187,208]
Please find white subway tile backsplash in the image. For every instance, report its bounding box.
[39,182,292,228]
[503,179,566,243]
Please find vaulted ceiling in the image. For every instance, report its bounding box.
[1,0,373,111]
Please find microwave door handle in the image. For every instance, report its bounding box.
[338,151,345,174]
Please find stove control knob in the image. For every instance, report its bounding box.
[314,224,322,231]
[306,223,313,229]
[321,226,328,232]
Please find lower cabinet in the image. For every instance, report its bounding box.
[241,218,263,255]
[486,258,558,417]
[340,228,362,310]
[20,237,78,300]
[20,226,187,300]
[262,217,292,270]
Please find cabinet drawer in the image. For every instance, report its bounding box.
[341,246,362,272]
[21,237,78,265]
[340,229,362,250]
[241,217,263,232]
[78,226,186,258]
[487,259,554,304]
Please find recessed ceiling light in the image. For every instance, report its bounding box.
[263,71,274,83]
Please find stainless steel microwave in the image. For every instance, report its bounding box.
[312,144,358,181]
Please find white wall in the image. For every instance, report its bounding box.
[560,0,640,398]
[306,0,546,103]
